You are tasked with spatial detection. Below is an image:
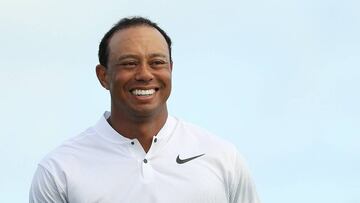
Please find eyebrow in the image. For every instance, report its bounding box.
[116,53,167,62]
[116,54,139,61]
[148,53,167,58]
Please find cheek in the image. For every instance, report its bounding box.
[162,72,172,94]
[160,70,172,83]
[109,72,131,93]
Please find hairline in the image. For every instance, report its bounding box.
[102,22,172,68]
[106,25,171,65]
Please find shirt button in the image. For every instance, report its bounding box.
[143,159,148,163]
[131,141,135,145]
[154,138,158,143]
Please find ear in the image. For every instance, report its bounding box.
[95,64,110,90]
[169,62,173,72]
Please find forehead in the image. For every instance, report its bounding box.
[108,25,169,56]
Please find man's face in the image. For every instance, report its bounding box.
[99,26,172,118]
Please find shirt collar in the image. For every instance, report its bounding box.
[93,111,178,145]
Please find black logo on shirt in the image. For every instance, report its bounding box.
[176,154,205,164]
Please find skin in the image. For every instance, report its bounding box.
[96,25,172,152]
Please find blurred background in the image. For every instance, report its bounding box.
[1,0,359,202]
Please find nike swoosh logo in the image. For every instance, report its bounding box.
[176,154,205,164]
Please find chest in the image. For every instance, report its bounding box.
[66,152,228,203]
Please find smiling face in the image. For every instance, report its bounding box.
[96,25,172,120]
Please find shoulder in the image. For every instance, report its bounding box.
[29,128,96,203]
[173,119,260,202]
[176,118,235,146]
[174,117,241,160]
[38,126,97,173]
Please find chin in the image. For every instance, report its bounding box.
[130,105,167,118]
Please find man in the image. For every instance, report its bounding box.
[30,17,260,203]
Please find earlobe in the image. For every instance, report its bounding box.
[169,62,173,72]
[95,64,110,90]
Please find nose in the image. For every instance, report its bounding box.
[135,63,153,82]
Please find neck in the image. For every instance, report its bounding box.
[108,107,168,152]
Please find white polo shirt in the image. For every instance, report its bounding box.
[30,112,260,203]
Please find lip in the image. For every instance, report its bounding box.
[130,92,157,102]
[129,86,160,92]
[128,86,159,102]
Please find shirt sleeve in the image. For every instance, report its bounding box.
[230,151,261,203]
[29,165,68,203]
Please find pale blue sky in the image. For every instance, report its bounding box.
[1,0,359,202]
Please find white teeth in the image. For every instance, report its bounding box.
[131,89,156,96]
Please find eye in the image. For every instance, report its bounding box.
[150,60,167,67]
[120,61,138,68]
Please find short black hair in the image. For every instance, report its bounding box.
[98,16,172,67]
